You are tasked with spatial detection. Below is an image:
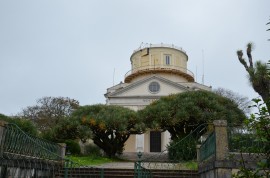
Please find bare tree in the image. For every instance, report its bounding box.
[213,88,251,115]
[19,96,79,131]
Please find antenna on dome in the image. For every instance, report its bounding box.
[140,42,144,49]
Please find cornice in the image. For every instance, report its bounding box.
[106,75,191,97]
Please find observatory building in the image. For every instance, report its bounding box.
[104,43,211,153]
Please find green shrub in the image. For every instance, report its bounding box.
[168,137,196,161]
[40,129,55,141]
[65,140,81,155]
[84,144,101,156]
[229,132,268,153]
[0,114,38,136]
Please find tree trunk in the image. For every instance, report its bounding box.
[253,84,270,112]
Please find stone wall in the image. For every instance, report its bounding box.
[198,120,267,178]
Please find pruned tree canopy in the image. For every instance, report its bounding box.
[139,90,246,140]
[72,104,139,157]
[41,117,92,143]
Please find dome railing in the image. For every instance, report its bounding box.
[133,43,186,54]
[124,65,194,80]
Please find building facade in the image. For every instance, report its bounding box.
[104,43,211,153]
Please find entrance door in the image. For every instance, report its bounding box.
[150,131,161,152]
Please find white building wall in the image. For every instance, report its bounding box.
[105,44,211,153]
[161,131,171,152]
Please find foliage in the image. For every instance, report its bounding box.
[19,96,79,131]
[236,43,270,112]
[214,87,251,115]
[65,139,81,155]
[83,144,101,156]
[0,113,38,136]
[233,167,263,178]
[41,117,92,143]
[233,98,270,177]
[72,104,139,157]
[229,132,265,153]
[168,136,196,161]
[247,99,270,164]
[139,90,246,140]
[0,113,9,120]
[168,123,209,162]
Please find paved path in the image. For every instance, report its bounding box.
[95,162,189,170]
[96,162,135,169]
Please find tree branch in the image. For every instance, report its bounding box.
[246,43,253,68]
[237,50,250,72]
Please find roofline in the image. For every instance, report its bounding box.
[106,75,191,97]
[130,43,188,60]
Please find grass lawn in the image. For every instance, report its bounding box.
[183,161,198,170]
[66,155,124,166]
[66,155,198,170]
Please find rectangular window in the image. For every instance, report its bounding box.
[165,55,171,65]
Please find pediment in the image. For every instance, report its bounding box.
[107,75,191,97]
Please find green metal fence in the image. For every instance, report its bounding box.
[2,123,62,160]
[62,159,104,178]
[228,127,269,153]
[199,131,215,161]
[134,161,152,178]
[0,122,104,178]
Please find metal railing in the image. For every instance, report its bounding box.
[228,127,269,153]
[134,161,152,178]
[125,65,194,80]
[63,159,104,178]
[2,123,62,160]
[133,43,186,54]
[199,132,216,161]
[0,122,104,178]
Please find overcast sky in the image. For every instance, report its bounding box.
[0,0,269,116]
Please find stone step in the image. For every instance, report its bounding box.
[56,168,198,178]
[143,170,198,178]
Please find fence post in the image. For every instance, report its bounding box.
[64,159,69,178]
[137,151,142,178]
[0,121,7,178]
[58,143,66,159]
[100,168,104,178]
[213,120,231,178]
[58,142,66,173]
[196,144,201,162]
[0,121,7,157]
